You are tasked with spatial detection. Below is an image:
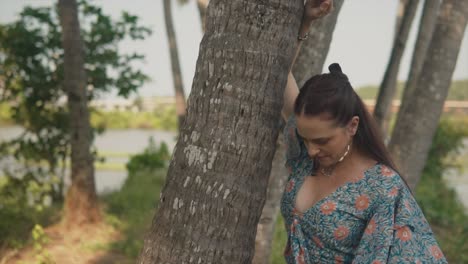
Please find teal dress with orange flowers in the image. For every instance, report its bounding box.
[280,116,447,264]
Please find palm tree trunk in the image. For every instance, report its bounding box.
[58,0,100,226]
[388,0,468,190]
[373,0,419,137]
[394,0,409,42]
[397,0,440,108]
[252,131,288,264]
[137,0,303,262]
[164,0,187,129]
[292,0,345,87]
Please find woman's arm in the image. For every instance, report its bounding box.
[281,0,333,121]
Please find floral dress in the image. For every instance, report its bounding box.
[280,116,447,264]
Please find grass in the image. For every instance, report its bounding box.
[102,168,166,258]
[355,79,468,100]
[101,167,292,262]
[95,161,126,171]
[272,216,287,264]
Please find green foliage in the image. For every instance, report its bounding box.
[272,215,287,264]
[356,79,468,100]
[415,118,468,263]
[101,139,169,258]
[0,0,150,213]
[0,0,150,252]
[31,224,54,264]
[103,169,166,258]
[90,105,178,131]
[0,103,13,125]
[126,138,170,175]
[0,195,58,249]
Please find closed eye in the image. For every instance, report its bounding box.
[312,138,330,145]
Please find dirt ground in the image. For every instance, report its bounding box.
[1,221,132,264]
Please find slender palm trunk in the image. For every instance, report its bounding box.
[252,132,288,264]
[388,0,468,190]
[374,0,419,137]
[58,0,100,226]
[394,0,409,42]
[292,0,344,87]
[164,0,187,129]
[138,0,303,263]
[397,0,440,110]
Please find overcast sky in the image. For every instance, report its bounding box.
[1,0,467,99]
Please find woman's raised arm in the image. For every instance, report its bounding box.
[281,0,333,121]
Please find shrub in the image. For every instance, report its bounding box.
[125,137,170,175]
[415,118,468,263]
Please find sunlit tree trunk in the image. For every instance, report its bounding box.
[164,0,187,130]
[388,0,468,190]
[397,0,440,109]
[374,0,419,137]
[293,0,344,87]
[252,2,344,263]
[197,0,208,33]
[394,0,409,41]
[58,0,100,225]
[138,0,303,263]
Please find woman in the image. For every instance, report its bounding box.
[281,1,447,263]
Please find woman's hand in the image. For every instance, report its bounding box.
[304,0,334,22]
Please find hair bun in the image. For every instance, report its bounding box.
[328,63,343,74]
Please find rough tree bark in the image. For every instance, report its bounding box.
[197,0,209,33]
[138,0,303,263]
[397,0,441,110]
[164,0,187,129]
[252,2,344,263]
[388,0,468,190]
[58,0,100,225]
[374,0,419,137]
[292,0,344,87]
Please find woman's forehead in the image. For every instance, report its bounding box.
[295,113,338,137]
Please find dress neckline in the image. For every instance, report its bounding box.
[292,162,380,218]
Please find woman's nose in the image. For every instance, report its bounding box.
[306,144,320,157]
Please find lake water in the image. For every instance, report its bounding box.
[0,126,177,195]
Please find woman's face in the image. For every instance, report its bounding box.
[295,113,359,167]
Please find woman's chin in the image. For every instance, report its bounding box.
[317,156,333,166]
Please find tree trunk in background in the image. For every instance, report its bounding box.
[252,132,288,264]
[58,0,100,225]
[388,0,468,190]
[137,0,303,263]
[394,0,409,42]
[164,0,187,130]
[373,0,419,138]
[197,0,208,33]
[252,3,344,263]
[397,0,440,112]
[292,0,344,87]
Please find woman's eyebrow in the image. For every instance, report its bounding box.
[295,129,328,141]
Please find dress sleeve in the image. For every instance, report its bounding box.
[283,115,302,169]
[353,176,448,264]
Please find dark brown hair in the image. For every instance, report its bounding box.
[294,63,404,180]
